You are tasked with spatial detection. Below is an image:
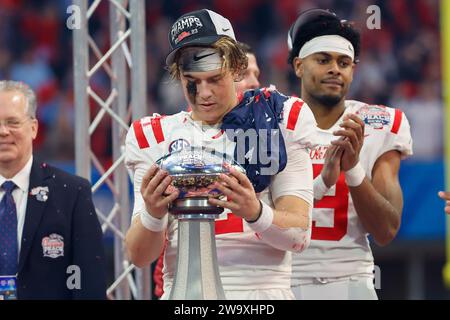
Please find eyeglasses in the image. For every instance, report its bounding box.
[0,117,33,130]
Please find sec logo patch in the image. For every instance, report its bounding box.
[169,139,190,153]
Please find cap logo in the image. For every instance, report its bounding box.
[193,52,216,61]
[171,16,203,44]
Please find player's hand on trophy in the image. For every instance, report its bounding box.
[208,167,261,222]
[141,164,179,219]
[438,191,450,214]
[321,143,344,188]
[331,113,365,172]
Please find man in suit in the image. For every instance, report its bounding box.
[0,80,106,299]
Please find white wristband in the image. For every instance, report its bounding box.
[140,210,168,232]
[345,162,366,187]
[313,174,330,200]
[246,201,274,233]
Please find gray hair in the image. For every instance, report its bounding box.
[0,80,37,118]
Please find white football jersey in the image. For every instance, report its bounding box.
[125,91,317,292]
[292,100,413,282]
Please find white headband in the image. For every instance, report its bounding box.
[179,47,223,72]
[298,35,354,61]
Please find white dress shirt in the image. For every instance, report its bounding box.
[0,156,33,255]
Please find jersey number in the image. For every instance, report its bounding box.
[214,196,244,235]
[215,213,244,235]
[312,164,349,241]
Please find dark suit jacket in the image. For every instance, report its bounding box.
[16,160,107,299]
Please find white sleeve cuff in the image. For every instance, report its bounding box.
[313,174,330,200]
[345,162,366,187]
[246,201,274,233]
[140,210,168,232]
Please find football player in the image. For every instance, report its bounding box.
[125,9,318,300]
[287,9,413,299]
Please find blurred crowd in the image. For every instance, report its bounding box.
[0,0,443,163]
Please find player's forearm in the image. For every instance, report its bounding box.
[255,209,311,253]
[249,198,311,252]
[350,177,402,246]
[272,206,310,230]
[125,216,166,267]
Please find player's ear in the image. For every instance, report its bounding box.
[293,57,304,78]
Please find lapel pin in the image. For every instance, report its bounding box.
[30,186,49,202]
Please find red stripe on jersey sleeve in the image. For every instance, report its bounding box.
[391,109,403,134]
[133,120,150,149]
[151,117,165,144]
[287,100,303,130]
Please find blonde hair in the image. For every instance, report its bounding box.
[169,37,248,81]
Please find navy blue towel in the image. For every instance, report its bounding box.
[221,88,288,193]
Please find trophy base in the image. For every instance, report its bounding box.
[169,197,224,218]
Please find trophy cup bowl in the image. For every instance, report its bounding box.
[156,146,245,217]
